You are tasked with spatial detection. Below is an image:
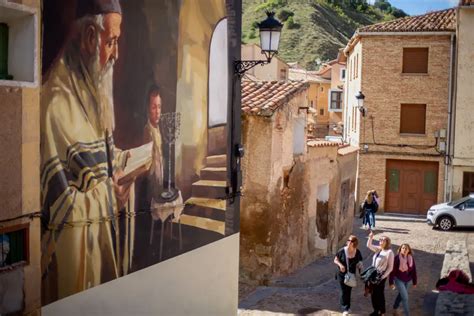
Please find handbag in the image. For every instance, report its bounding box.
[343,247,357,287]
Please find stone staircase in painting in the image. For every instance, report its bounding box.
[174,154,227,235]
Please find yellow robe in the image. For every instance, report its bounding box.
[40,55,128,302]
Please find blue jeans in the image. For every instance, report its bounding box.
[365,211,375,228]
[393,277,410,316]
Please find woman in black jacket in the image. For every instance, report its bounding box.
[363,191,378,230]
[334,235,364,315]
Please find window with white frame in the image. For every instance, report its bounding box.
[340,68,346,81]
[329,90,343,111]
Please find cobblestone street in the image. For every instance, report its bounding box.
[239,215,474,316]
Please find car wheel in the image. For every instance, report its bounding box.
[438,216,454,231]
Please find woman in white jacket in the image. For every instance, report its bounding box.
[367,231,394,316]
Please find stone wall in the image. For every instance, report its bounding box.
[240,92,357,282]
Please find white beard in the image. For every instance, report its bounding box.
[89,50,116,132]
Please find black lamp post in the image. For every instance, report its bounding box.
[234,11,283,77]
[355,91,366,116]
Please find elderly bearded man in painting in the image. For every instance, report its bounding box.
[40,0,137,302]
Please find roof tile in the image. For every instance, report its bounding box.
[359,8,456,33]
[241,80,308,116]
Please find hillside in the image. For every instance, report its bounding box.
[242,0,407,70]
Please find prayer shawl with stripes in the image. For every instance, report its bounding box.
[40,55,129,301]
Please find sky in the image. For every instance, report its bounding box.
[368,0,458,15]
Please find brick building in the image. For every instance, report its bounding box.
[343,9,455,214]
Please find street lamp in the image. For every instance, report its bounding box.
[355,91,366,117]
[234,11,283,77]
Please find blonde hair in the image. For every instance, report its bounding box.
[366,191,373,204]
[397,243,413,256]
[380,236,391,250]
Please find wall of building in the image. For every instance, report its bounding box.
[240,90,357,282]
[42,234,239,316]
[356,35,450,205]
[359,153,445,211]
[344,41,363,146]
[0,0,41,315]
[450,7,474,199]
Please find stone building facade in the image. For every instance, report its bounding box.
[344,9,455,214]
[240,80,357,282]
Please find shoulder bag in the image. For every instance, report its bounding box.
[343,247,357,287]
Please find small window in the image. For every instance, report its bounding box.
[310,100,314,107]
[0,225,29,269]
[320,86,324,92]
[462,172,474,196]
[340,68,346,81]
[329,90,343,111]
[388,169,400,192]
[280,68,287,80]
[400,104,426,134]
[320,108,324,115]
[424,171,437,194]
[403,48,429,73]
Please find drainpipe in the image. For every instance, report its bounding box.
[445,33,456,202]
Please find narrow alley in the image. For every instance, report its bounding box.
[238,215,474,316]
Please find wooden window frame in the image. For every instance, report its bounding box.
[328,89,343,112]
[402,47,429,74]
[400,103,426,135]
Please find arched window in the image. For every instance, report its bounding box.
[208,18,228,127]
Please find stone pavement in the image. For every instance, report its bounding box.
[239,215,474,316]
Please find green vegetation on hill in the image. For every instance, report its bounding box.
[242,0,407,70]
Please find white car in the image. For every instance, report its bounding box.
[427,194,474,231]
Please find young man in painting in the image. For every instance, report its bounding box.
[143,85,164,196]
[40,0,137,302]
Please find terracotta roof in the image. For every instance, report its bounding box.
[359,8,456,33]
[460,0,474,5]
[241,80,308,116]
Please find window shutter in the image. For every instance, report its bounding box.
[403,48,429,73]
[400,104,426,134]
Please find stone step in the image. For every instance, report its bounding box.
[205,154,227,167]
[200,167,227,181]
[182,204,225,222]
[191,180,227,199]
[173,214,225,235]
[185,197,226,210]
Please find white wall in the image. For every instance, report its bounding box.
[343,41,362,146]
[42,234,239,316]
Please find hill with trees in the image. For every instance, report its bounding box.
[242,0,407,69]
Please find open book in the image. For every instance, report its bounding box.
[118,142,153,185]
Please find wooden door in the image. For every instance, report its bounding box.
[385,160,438,214]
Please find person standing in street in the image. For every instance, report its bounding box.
[367,231,394,316]
[389,244,417,316]
[363,191,378,230]
[334,235,364,315]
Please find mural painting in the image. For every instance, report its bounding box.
[40,0,236,304]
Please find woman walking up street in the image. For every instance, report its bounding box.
[367,231,394,316]
[334,235,363,315]
[389,244,417,316]
[363,191,378,230]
